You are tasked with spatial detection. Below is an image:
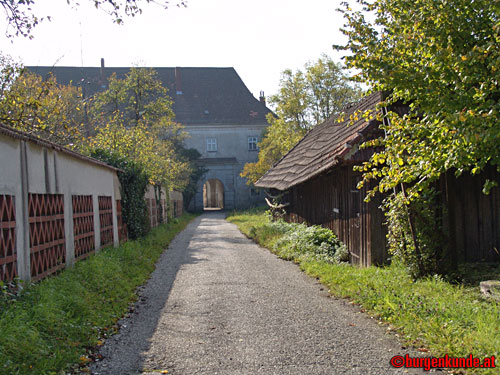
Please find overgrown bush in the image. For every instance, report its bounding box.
[90,149,150,239]
[270,221,349,264]
[384,189,448,279]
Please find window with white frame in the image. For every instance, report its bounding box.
[248,136,258,151]
[206,137,217,152]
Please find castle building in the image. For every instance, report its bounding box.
[27,61,272,210]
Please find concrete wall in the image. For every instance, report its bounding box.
[183,124,267,210]
[0,130,121,282]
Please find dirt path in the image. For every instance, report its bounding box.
[91,212,421,374]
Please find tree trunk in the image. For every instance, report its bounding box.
[401,183,425,277]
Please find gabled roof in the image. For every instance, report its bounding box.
[25,66,273,126]
[255,91,385,191]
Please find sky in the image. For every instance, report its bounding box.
[0,0,348,101]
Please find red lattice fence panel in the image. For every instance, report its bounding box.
[29,193,65,281]
[72,195,95,261]
[98,196,114,247]
[116,200,127,243]
[0,195,17,282]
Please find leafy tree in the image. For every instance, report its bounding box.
[82,119,191,223]
[89,67,189,190]
[0,53,20,92]
[338,0,500,197]
[1,0,186,38]
[83,119,190,189]
[85,67,196,219]
[241,55,361,185]
[270,68,310,131]
[0,55,85,145]
[92,68,175,127]
[92,68,197,208]
[337,0,500,277]
[305,56,363,125]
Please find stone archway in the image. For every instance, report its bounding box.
[203,179,224,210]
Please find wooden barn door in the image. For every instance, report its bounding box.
[347,172,373,266]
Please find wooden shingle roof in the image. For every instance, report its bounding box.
[25,66,272,126]
[255,91,385,191]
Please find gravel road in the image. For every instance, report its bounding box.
[91,211,422,375]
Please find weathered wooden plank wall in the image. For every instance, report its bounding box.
[442,166,500,263]
[285,166,387,266]
[284,164,500,267]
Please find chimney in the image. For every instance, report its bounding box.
[175,67,182,95]
[259,91,266,106]
[100,58,105,86]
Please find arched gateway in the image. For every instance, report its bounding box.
[203,179,224,210]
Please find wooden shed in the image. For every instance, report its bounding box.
[255,92,392,266]
[256,91,500,266]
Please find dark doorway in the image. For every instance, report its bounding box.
[203,179,224,210]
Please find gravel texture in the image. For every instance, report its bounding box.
[91,211,423,375]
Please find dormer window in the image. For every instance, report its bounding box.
[207,137,217,152]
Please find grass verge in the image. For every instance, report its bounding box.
[227,207,500,374]
[0,213,196,375]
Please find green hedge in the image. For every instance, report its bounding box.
[90,149,150,239]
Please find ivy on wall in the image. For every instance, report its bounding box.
[91,149,150,239]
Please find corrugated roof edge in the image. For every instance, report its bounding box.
[255,91,384,190]
[0,124,120,172]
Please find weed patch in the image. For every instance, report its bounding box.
[0,213,196,375]
[228,207,348,264]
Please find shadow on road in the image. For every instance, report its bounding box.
[91,214,215,375]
